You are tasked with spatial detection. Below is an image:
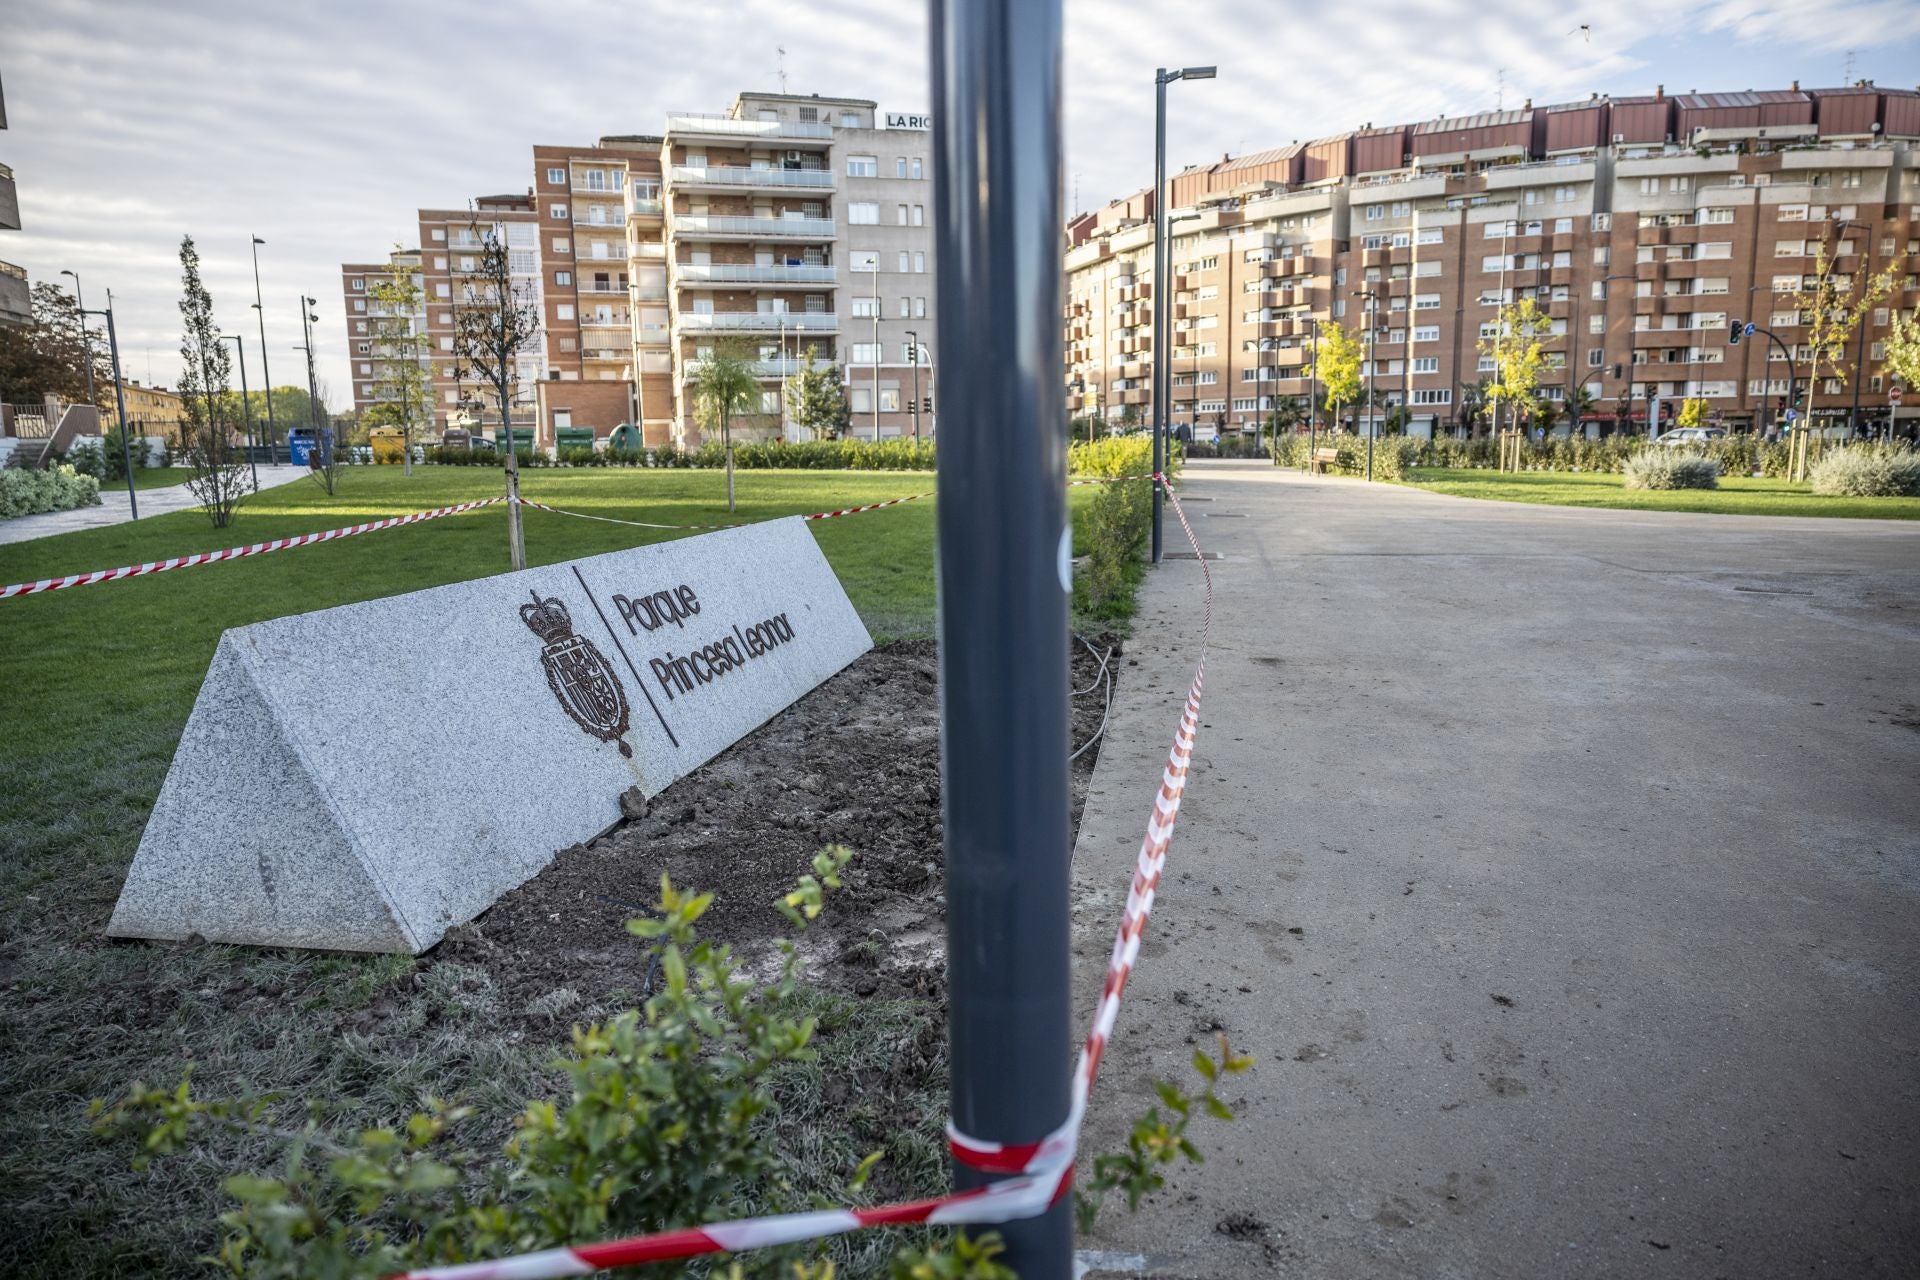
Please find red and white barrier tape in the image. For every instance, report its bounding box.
[1067,472,1159,487]
[389,472,1210,1280]
[0,498,506,600]
[514,490,936,531]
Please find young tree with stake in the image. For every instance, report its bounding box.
[450,213,541,569]
[365,251,432,477]
[1313,321,1363,433]
[175,236,248,528]
[689,340,759,513]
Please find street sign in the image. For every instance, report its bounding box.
[1892,384,1904,407]
[1784,408,1798,422]
[1744,322,1757,337]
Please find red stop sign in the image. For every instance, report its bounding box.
[1892,384,1905,406]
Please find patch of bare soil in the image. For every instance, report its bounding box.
[444,637,1118,1011]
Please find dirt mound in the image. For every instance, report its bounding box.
[444,637,1117,1011]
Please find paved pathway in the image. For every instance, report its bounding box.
[1072,461,1920,1277]
[0,465,313,546]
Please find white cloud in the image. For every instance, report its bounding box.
[4,0,1913,397]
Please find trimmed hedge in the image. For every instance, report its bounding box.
[0,465,102,519]
[1068,435,1180,621]
[423,438,937,472]
[1270,431,1795,478]
[1270,431,1420,479]
[1809,444,1920,497]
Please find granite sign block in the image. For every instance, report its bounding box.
[107,517,872,954]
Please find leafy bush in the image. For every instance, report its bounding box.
[1622,449,1720,490]
[1069,435,1167,620]
[0,464,102,519]
[1809,444,1920,497]
[1269,430,1419,479]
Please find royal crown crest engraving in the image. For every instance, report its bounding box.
[521,591,634,758]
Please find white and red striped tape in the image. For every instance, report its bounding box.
[388,473,1210,1280]
[1068,472,1159,487]
[3,478,1154,602]
[0,498,506,600]
[514,490,937,532]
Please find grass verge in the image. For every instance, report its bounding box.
[0,465,1096,1277]
[1400,466,1920,519]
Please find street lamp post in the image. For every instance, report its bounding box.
[1306,316,1321,463]
[79,299,137,519]
[222,333,261,489]
[297,297,328,465]
[1151,63,1214,564]
[1832,216,1875,439]
[1355,288,1380,480]
[58,271,100,415]
[251,237,278,461]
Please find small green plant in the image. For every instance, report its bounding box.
[1809,443,1920,497]
[1075,1034,1252,1232]
[0,463,101,519]
[91,853,929,1279]
[1623,449,1720,490]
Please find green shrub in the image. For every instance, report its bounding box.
[0,464,103,519]
[1623,449,1720,490]
[1070,435,1163,620]
[1809,444,1920,497]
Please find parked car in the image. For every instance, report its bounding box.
[1656,426,1725,446]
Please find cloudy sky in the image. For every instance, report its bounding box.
[7,0,1918,398]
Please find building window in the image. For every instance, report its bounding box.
[896,157,908,179]
[898,296,911,318]
[555,270,571,285]
[851,342,882,364]
[911,157,924,180]
[851,251,879,272]
[558,337,576,352]
[913,251,926,273]
[556,304,574,320]
[550,204,568,220]
[761,390,783,414]
[1365,204,1385,221]
[849,202,880,224]
[1412,325,1439,343]
[846,154,879,177]
[553,237,570,253]
[850,387,872,413]
[1411,357,1438,373]
[853,297,879,318]
[842,112,860,128]
[879,388,901,411]
[546,167,565,184]
[1411,389,1451,405]
[353,299,366,312]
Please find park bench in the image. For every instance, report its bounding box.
[1309,447,1339,474]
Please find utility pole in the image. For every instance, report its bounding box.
[252,237,277,461]
[222,333,261,489]
[931,2,1072,1275]
[59,270,99,411]
[81,300,137,519]
[1307,316,1320,463]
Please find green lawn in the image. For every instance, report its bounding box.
[1400,466,1920,519]
[0,465,1102,1275]
[126,466,193,491]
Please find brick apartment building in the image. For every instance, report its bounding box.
[342,91,938,452]
[1066,81,1920,439]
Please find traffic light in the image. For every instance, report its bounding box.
[1728,320,1744,346]
[922,396,933,414]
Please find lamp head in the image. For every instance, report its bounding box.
[1181,66,1217,80]
[60,269,76,279]
[253,236,266,245]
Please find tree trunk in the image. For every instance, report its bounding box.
[403,422,413,477]
[724,413,736,513]
[501,386,525,570]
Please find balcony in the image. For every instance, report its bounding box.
[683,357,809,379]
[672,215,835,241]
[670,165,835,191]
[572,179,625,196]
[678,312,839,334]
[664,114,835,145]
[629,195,664,218]
[636,321,670,346]
[674,262,837,288]
[579,314,631,329]
[0,260,28,326]
[577,283,628,296]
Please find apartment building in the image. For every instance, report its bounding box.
[1066,81,1920,438]
[0,69,26,327]
[415,194,544,435]
[339,249,426,422]
[659,93,936,445]
[344,90,937,452]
